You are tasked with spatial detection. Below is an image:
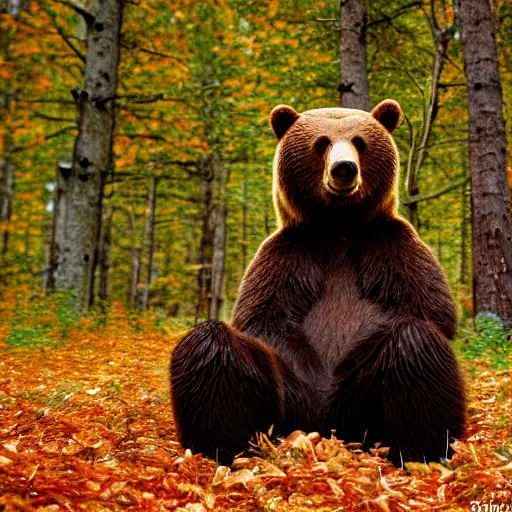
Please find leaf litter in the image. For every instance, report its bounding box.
[0,297,511,511]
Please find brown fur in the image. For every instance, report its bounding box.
[170,100,466,467]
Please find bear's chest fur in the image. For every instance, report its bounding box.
[302,263,389,375]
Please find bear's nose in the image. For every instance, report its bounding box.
[330,160,358,184]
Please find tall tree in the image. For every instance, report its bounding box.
[339,0,371,111]
[0,9,17,264]
[195,153,227,321]
[403,1,459,228]
[55,0,124,312]
[43,161,71,292]
[0,126,14,259]
[141,175,158,311]
[459,0,512,328]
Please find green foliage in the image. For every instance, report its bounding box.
[6,291,79,349]
[6,328,58,349]
[154,314,195,336]
[106,380,121,397]
[456,313,512,369]
[1,0,510,319]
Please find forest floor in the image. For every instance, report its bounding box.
[0,288,511,511]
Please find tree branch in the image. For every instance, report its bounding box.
[402,176,470,205]
[12,126,77,153]
[39,1,86,62]
[97,93,165,107]
[368,1,424,28]
[121,41,185,63]
[49,0,95,25]
[53,24,86,62]
[438,82,466,88]
[33,111,76,122]
[4,95,76,105]
[117,133,166,142]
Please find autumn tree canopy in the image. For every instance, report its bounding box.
[0,0,511,324]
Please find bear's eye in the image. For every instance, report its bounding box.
[314,136,331,154]
[352,136,366,154]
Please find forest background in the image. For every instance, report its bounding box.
[1,0,512,509]
[0,0,510,327]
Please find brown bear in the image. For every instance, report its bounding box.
[170,99,466,467]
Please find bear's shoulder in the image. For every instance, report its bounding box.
[255,225,326,260]
[360,215,423,250]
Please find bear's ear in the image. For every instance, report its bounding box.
[270,105,300,140]
[371,99,403,134]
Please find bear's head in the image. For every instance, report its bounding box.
[270,100,403,227]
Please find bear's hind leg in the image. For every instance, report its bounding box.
[328,318,466,466]
[170,320,283,465]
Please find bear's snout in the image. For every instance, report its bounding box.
[325,140,361,194]
[330,161,358,186]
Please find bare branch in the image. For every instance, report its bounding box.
[12,126,77,153]
[438,82,466,88]
[49,0,95,25]
[121,42,185,63]
[118,93,165,104]
[417,137,468,151]
[53,25,86,62]
[7,96,76,105]
[33,111,75,122]
[39,2,86,62]
[97,93,165,107]
[146,159,199,169]
[117,133,166,142]
[368,1,424,28]
[402,176,470,205]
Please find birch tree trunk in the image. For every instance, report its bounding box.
[339,0,370,111]
[460,0,512,328]
[55,0,124,313]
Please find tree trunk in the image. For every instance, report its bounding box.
[264,201,271,237]
[404,4,457,229]
[0,142,14,259]
[129,249,141,310]
[195,153,227,321]
[141,175,158,311]
[241,173,248,271]
[0,0,21,15]
[339,0,371,111]
[43,162,71,292]
[460,182,469,286]
[98,202,114,303]
[209,154,227,320]
[125,205,141,309]
[55,0,124,313]
[460,0,512,328]
[163,223,172,276]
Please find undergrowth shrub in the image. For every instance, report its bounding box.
[456,312,512,369]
